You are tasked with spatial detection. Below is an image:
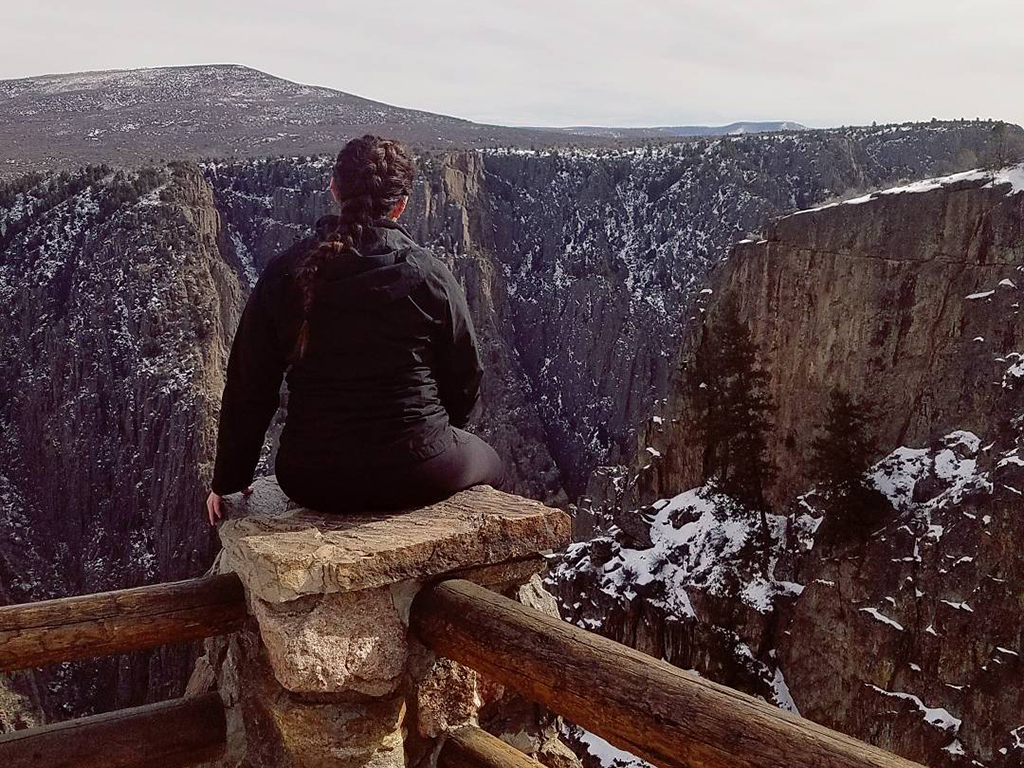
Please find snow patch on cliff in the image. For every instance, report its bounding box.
[573,727,653,768]
[553,484,798,622]
[871,431,991,514]
[867,684,963,733]
[789,163,1024,217]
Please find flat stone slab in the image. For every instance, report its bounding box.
[218,476,570,603]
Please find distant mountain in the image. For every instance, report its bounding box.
[0,64,810,177]
[0,64,602,177]
[549,121,807,139]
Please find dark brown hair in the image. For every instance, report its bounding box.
[292,135,416,359]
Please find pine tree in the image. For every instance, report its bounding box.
[810,388,882,540]
[985,121,1019,170]
[695,300,777,521]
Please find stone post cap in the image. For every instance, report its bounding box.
[217,476,570,603]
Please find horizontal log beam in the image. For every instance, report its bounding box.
[411,579,927,768]
[0,574,246,671]
[438,725,541,768]
[0,692,225,768]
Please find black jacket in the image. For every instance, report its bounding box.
[211,218,483,495]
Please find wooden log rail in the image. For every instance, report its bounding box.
[438,725,541,768]
[0,574,246,671]
[0,692,225,768]
[412,579,928,768]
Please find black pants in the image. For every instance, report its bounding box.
[276,428,506,513]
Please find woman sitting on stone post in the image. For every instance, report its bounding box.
[206,135,504,522]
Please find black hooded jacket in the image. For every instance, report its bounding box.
[211,218,483,496]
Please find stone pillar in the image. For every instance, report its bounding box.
[194,477,569,768]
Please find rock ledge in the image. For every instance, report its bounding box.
[218,476,570,603]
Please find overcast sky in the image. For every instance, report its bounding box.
[4,0,1023,129]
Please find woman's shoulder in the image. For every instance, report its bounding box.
[253,232,317,286]
[270,231,318,270]
[401,245,459,286]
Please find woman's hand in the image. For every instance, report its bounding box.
[206,487,252,526]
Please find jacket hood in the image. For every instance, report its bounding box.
[311,216,429,306]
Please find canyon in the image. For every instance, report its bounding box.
[1,98,1022,768]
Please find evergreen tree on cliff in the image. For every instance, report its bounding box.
[695,299,776,535]
[810,388,884,541]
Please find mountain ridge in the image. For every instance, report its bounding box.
[548,121,807,138]
[0,63,612,178]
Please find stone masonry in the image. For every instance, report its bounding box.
[189,476,570,768]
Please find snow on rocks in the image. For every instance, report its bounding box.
[787,162,1024,218]
[569,726,654,768]
[870,430,991,515]
[860,607,905,631]
[771,666,801,715]
[601,484,798,616]
[866,684,962,733]
[1000,352,1024,389]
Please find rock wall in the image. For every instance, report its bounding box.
[0,165,245,721]
[640,167,1024,506]
[779,437,1024,767]
[558,167,1024,768]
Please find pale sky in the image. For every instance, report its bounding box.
[3,0,1023,129]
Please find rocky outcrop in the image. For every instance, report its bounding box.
[640,166,1024,506]
[557,166,1024,768]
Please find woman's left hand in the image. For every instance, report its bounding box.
[206,487,252,526]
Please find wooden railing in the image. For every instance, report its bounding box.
[0,573,246,671]
[0,693,225,768]
[0,574,928,768]
[413,579,927,768]
[438,724,541,768]
[0,574,244,767]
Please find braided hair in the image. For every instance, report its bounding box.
[292,135,416,359]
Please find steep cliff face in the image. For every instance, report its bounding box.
[780,432,1024,767]
[640,165,1024,506]
[557,167,1024,768]
[0,165,246,720]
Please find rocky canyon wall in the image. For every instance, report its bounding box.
[558,167,1024,767]
[0,165,246,719]
[639,166,1024,506]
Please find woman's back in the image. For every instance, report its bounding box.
[207,135,501,519]
[279,218,480,468]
